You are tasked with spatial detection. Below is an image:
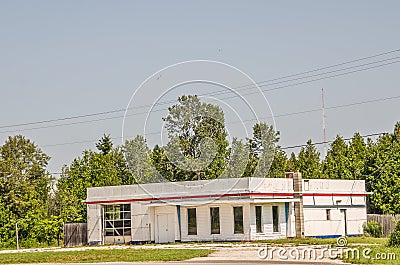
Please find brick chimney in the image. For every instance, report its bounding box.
[293,170,305,238]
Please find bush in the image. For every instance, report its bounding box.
[363,221,383,238]
[388,220,400,247]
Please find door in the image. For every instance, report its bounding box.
[157,214,174,243]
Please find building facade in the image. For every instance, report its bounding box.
[85,173,368,244]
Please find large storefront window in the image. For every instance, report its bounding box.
[104,204,131,236]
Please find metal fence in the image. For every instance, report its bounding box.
[367,214,400,237]
[63,223,87,247]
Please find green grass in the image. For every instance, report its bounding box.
[0,248,213,264]
[342,245,400,264]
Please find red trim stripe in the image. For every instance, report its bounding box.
[86,191,366,205]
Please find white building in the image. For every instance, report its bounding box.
[85,173,368,244]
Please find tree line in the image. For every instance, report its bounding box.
[0,95,399,247]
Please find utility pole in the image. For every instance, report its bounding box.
[322,88,327,157]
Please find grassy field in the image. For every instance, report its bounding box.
[0,248,213,264]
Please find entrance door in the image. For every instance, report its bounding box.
[157,214,174,243]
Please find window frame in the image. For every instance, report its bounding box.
[103,203,131,237]
[233,206,244,234]
[255,205,262,233]
[210,207,220,234]
[187,208,197,235]
[272,205,279,233]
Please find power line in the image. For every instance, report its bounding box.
[1,49,399,130]
[38,94,400,148]
[1,59,400,135]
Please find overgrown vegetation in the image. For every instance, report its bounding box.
[388,220,400,247]
[364,221,383,238]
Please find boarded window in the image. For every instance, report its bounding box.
[272,206,279,232]
[104,204,131,236]
[210,207,220,234]
[188,208,197,235]
[234,206,244,234]
[255,206,262,233]
[326,209,331,220]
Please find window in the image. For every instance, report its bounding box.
[210,207,220,234]
[187,208,197,235]
[326,209,331,220]
[255,206,262,233]
[272,206,279,233]
[104,204,131,236]
[233,206,244,234]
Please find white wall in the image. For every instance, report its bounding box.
[249,203,287,240]
[180,203,251,242]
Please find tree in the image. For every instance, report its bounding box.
[286,152,298,172]
[220,138,249,179]
[96,134,113,155]
[56,136,132,222]
[0,135,56,247]
[268,149,288,178]
[365,129,400,214]
[123,135,159,184]
[347,133,368,180]
[162,95,229,180]
[246,123,280,178]
[322,135,352,179]
[297,139,322,179]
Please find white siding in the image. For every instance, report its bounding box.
[250,203,287,240]
[87,204,102,244]
[180,203,250,242]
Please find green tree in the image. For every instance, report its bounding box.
[220,138,249,179]
[286,152,298,172]
[268,149,288,178]
[365,130,400,214]
[0,135,56,247]
[56,135,132,222]
[323,135,352,179]
[96,134,113,155]
[162,95,229,180]
[123,135,159,184]
[348,132,368,180]
[246,123,280,178]
[297,139,322,179]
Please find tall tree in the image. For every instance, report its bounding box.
[297,139,322,179]
[123,135,159,184]
[0,135,54,246]
[56,136,132,222]
[286,152,298,172]
[220,138,249,179]
[162,95,229,180]
[347,132,368,179]
[268,149,288,178]
[365,126,400,214]
[246,123,279,178]
[322,135,352,179]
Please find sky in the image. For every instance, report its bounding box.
[0,1,399,174]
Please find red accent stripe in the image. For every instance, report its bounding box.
[303,193,366,197]
[86,191,366,204]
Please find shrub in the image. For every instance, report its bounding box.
[363,221,383,238]
[388,220,400,247]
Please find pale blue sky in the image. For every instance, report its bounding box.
[1,1,399,173]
